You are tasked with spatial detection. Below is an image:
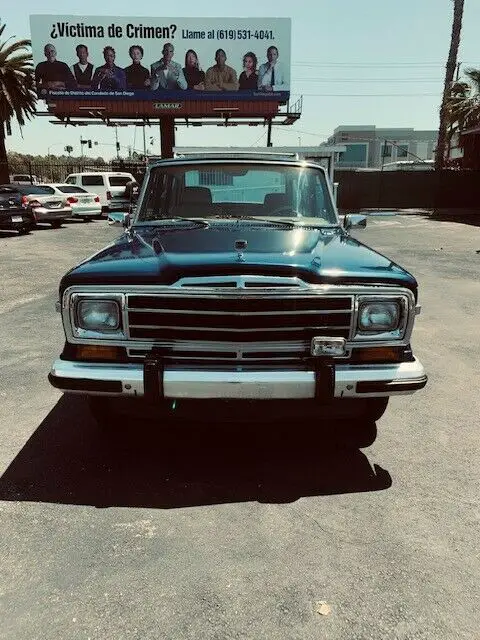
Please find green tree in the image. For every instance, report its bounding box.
[435,0,465,170]
[0,22,37,183]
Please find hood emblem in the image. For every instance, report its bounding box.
[235,239,247,262]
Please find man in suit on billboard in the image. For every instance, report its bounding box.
[150,43,187,91]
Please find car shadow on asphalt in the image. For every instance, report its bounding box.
[0,395,392,509]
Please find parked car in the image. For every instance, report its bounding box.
[46,184,102,220]
[10,173,39,185]
[64,172,135,214]
[49,155,427,435]
[1,184,71,228]
[0,186,35,235]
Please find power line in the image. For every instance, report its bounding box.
[292,61,444,68]
[250,131,267,146]
[294,78,442,83]
[289,92,439,97]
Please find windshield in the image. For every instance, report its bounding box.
[13,185,56,195]
[136,162,337,226]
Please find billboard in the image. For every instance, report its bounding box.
[29,15,291,102]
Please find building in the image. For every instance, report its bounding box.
[172,145,346,183]
[325,125,437,169]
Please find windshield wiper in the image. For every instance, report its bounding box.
[211,215,336,229]
[210,214,302,228]
[134,217,210,228]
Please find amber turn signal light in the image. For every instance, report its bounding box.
[75,345,122,361]
[354,347,404,363]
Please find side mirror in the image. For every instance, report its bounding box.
[108,212,130,227]
[343,214,367,231]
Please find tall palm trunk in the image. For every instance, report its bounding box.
[0,123,9,184]
[435,0,465,169]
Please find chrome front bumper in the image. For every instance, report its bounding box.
[49,358,427,400]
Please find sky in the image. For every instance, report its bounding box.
[3,0,480,159]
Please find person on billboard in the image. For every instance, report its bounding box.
[124,45,151,90]
[35,43,76,94]
[238,52,258,90]
[183,49,205,90]
[91,46,127,91]
[205,49,238,91]
[258,46,287,92]
[71,44,94,90]
[150,43,187,91]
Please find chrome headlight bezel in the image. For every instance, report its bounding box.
[353,295,411,341]
[70,293,126,340]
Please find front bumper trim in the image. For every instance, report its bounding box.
[49,358,427,400]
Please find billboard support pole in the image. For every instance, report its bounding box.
[267,118,273,147]
[160,117,175,159]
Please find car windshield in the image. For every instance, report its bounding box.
[55,185,88,194]
[13,185,56,195]
[109,176,133,187]
[135,162,338,226]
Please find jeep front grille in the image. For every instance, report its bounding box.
[125,281,354,362]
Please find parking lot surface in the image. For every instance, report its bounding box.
[0,215,479,639]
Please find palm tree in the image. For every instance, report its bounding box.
[444,68,480,167]
[435,0,465,170]
[0,23,37,184]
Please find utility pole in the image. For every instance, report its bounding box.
[455,61,462,81]
[143,125,147,159]
[115,127,120,160]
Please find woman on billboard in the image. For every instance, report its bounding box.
[238,52,258,90]
[183,49,205,90]
[124,45,151,89]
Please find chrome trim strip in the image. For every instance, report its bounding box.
[49,358,427,399]
[128,325,352,332]
[127,308,352,316]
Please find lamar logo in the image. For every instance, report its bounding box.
[153,102,183,110]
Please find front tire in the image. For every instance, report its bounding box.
[51,220,63,228]
[17,227,30,235]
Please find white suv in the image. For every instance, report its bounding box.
[64,172,135,214]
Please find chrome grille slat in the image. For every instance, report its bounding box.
[129,325,352,332]
[128,308,351,315]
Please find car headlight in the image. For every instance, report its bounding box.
[358,301,400,332]
[77,300,120,333]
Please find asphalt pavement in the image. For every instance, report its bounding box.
[0,214,479,639]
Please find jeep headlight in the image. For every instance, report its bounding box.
[358,301,400,332]
[77,300,120,333]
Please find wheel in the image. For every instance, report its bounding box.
[17,227,30,235]
[82,217,93,223]
[50,220,63,228]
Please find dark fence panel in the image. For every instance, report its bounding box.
[335,169,480,211]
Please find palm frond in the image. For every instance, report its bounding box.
[0,22,37,143]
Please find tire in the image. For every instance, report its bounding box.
[82,217,93,223]
[17,227,30,235]
[50,220,63,228]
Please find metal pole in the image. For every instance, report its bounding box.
[115,127,120,160]
[267,119,273,147]
[142,124,147,158]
